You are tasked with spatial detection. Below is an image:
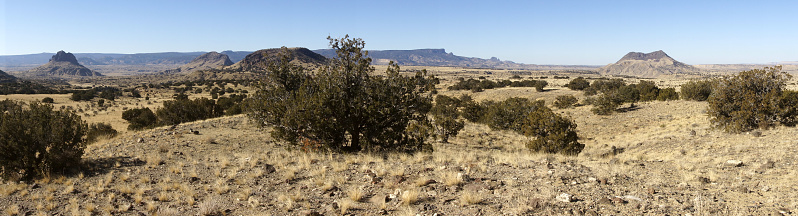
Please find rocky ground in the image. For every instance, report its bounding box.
[2,68,798,215]
[2,97,797,215]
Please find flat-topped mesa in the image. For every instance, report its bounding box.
[618,50,671,62]
[50,50,81,64]
[599,50,698,78]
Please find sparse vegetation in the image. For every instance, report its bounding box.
[85,123,118,143]
[707,66,795,132]
[122,108,157,130]
[566,77,590,90]
[248,37,437,153]
[0,100,86,181]
[680,79,715,101]
[553,95,578,109]
[448,78,547,92]
[431,95,465,143]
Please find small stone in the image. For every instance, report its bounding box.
[555,193,573,203]
[647,188,656,194]
[597,197,613,205]
[137,138,145,143]
[587,177,597,182]
[725,160,743,167]
[611,196,626,204]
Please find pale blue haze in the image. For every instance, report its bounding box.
[1,0,796,65]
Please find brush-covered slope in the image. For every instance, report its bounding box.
[227,47,326,72]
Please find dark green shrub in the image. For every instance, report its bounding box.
[708,66,792,132]
[86,123,118,144]
[680,79,714,101]
[248,38,437,153]
[122,108,157,130]
[157,98,222,126]
[70,90,96,101]
[778,90,798,126]
[0,100,87,181]
[584,78,625,96]
[523,107,583,155]
[42,97,54,103]
[553,95,578,109]
[482,97,545,132]
[657,87,679,101]
[534,80,548,92]
[459,95,486,123]
[616,85,640,106]
[636,80,660,102]
[431,95,464,143]
[591,93,623,115]
[566,77,590,91]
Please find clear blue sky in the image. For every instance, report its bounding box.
[1,0,796,65]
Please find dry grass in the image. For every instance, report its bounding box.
[347,186,365,202]
[460,190,484,206]
[339,199,355,214]
[401,189,420,206]
[4,204,20,216]
[443,171,463,186]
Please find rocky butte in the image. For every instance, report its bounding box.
[27,51,103,77]
[598,50,699,78]
[164,51,234,74]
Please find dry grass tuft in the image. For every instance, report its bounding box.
[401,189,420,206]
[339,199,355,214]
[443,171,463,186]
[347,187,365,202]
[460,190,484,206]
[198,197,225,216]
[5,204,20,216]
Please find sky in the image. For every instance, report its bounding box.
[1,0,796,65]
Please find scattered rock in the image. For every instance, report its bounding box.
[597,197,613,205]
[611,196,626,204]
[690,130,696,136]
[697,176,711,184]
[622,195,643,202]
[555,193,574,203]
[262,164,276,174]
[751,131,762,137]
[725,160,743,167]
[647,188,656,194]
[758,160,776,173]
[137,138,145,143]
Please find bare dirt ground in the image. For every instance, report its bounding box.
[1,68,797,215]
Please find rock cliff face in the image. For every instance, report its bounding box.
[227,47,326,72]
[164,51,234,74]
[27,51,102,77]
[598,50,698,78]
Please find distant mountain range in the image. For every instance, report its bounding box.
[312,48,597,70]
[0,49,595,71]
[0,51,251,67]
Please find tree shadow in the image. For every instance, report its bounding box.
[616,105,642,113]
[81,156,146,177]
